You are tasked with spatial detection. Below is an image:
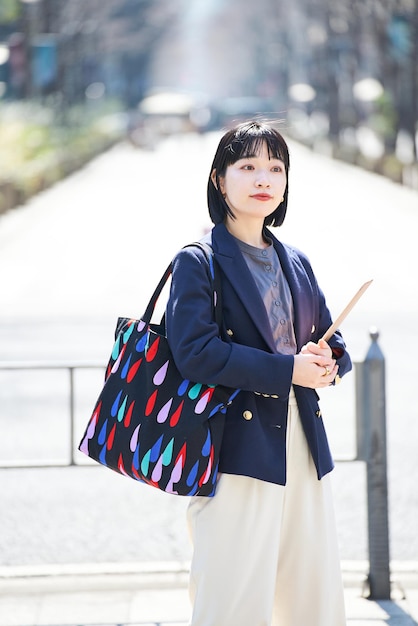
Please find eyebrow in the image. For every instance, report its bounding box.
[239,153,284,161]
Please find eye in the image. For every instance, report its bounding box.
[271,164,283,172]
[242,164,254,171]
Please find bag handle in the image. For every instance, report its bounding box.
[142,242,222,328]
[142,263,172,324]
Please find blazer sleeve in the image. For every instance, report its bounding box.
[166,246,294,396]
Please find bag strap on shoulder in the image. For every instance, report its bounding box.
[142,242,222,328]
[185,242,223,329]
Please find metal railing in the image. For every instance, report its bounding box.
[0,360,104,468]
[0,329,390,598]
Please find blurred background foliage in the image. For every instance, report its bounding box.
[0,0,417,212]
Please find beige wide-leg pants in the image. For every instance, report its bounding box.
[187,391,346,626]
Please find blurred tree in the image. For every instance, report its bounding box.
[62,0,180,108]
[0,0,19,24]
[384,2,417,156]
[104,0,183,106]
[413,1,418,159]
[11,0,182,107]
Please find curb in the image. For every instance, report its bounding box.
[0,562,190,597]
[1,560,418,590]
[1,561,418,626]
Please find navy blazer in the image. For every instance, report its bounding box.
[166,223,352,486]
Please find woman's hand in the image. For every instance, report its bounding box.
[292,339,338,388]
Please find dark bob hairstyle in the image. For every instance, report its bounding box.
[207,120,290,227]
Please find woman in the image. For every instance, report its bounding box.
[166,120,352,626]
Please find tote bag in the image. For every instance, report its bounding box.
[78,243,239,496]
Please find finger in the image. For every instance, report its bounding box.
[319,362,338,378]
[319,352,336,366]
[325,366,339,388]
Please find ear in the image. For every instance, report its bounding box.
[211,169,225,195]
[210,169,218,188]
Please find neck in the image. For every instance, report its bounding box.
[225,218,268,249]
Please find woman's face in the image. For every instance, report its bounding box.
[216,142,287,225]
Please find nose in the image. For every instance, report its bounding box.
[255,171,270,187]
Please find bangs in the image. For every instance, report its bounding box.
[225,123,289,168]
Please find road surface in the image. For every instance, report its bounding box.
[1,132,417,567]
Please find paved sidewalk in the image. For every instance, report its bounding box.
[0,561,417,626]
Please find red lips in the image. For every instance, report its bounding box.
[251,194,273,201]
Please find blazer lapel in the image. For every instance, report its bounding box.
[270,232,315,351]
